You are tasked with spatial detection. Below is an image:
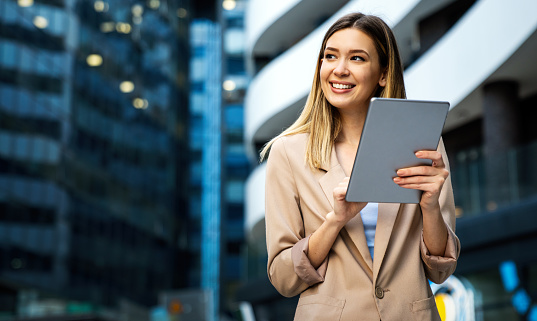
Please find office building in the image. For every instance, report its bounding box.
[189,17,223,321]
[220,0,250,316]
[188,1,250,319]
[0,0,191,318]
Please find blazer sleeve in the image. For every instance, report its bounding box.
[265,137,327,297]
[420,138,461,284]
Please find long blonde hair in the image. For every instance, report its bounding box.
[260,13,406,169]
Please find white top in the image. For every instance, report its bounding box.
[360,202,379,260]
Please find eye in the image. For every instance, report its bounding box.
[324,53,336,59]
[351,55,365,61]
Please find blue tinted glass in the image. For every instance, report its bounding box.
[225,105,243,129]
[499,261,519,292]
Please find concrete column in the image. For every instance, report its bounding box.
[483,81,520,156]
[483,80,520,210]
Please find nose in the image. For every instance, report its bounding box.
[333,59,349,77]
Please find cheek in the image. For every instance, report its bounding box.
[360,69,381,87]
[319,69,331,92]
[319,65,329,80]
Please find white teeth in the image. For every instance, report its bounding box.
[332,83,353,89]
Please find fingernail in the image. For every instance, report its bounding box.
[415,152,422,157]
[393,177,401,182]
[397,169,404,175]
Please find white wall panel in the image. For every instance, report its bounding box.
[405,0,537,117]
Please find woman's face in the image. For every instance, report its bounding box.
[320,28,386,112]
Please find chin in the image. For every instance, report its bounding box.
[329,102,354,110]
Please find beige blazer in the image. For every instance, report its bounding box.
[265,133,460,321]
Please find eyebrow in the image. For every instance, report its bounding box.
[325,47,370,57]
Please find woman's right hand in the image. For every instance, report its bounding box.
[328,177,367,228]
[308,177,366,268]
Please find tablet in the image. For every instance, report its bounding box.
[345,98,450,204]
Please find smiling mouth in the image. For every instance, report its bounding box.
[331,82,355,89]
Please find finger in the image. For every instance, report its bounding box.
[333,186,348,200]
[334,178,351,200]
[415,150,444,167]
[393,175,441,185]
[336,177,351,190]
[397,182,442,195]
[396,166,439,177]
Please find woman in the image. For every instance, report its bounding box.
[261,13,460,320]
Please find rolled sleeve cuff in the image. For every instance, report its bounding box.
[420,227,459,272]
[291,235,328,286]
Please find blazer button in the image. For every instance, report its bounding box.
[375,286,384,299]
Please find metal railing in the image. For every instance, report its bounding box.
[451,140,537,217]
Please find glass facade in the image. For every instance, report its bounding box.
[189,18,223,321]
[221,0,249,316]
[0,0,191,318]
[188,1,251,316]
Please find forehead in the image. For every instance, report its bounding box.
[325,28,376,52]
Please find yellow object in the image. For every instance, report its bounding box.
[435,293,447,321]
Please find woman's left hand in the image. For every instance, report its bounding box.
[393,150,449,210]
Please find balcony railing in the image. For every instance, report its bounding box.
[451,140,537,217]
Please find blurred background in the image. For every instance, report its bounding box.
[0,0,536,320]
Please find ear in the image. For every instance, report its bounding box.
[378,69,387,87]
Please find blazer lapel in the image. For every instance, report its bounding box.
[373,203,401,282]
[345,214,374,272]
[318,143,345,209]
[318,145,374,273]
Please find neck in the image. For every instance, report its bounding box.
[336,104,368,146]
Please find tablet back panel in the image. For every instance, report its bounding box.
[346,98,449,203]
